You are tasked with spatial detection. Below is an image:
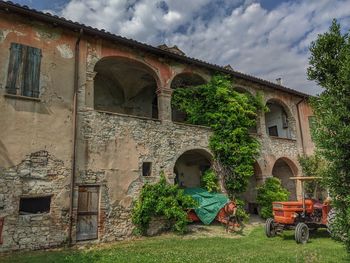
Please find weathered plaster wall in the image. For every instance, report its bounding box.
[298,100,315,156]
[74,110,211,242]
[0,13,76,251]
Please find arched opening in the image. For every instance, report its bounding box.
[272,158,297,200]
[94,57,159,119]
[171,73,206,122]
[265,100,292,139]
[241,162,262,214]
[173,149,212,188]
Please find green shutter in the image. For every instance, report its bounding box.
[6,43,23,94]
[6,43,41,97]
[23,46,41,97]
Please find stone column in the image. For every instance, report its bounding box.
[85,71,97,109]
[156,88,173,122]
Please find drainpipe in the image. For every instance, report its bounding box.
[296,97,306,155]
[68,28,83,245]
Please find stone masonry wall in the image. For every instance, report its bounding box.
[73,109,211,242]
[0,151,71,252]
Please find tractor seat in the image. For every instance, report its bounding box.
[312,199,323,210]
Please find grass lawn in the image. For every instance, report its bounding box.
[1,226,349,263]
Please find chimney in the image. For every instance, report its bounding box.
[276,77,282,85]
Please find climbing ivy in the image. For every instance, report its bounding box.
[201,169,220,193]
[132,173,197,234]
[172,74,266,198]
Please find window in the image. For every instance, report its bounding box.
[6,43,42,98]
[142,162,152,177]
[268,126,278,137]
[19,196,51,215]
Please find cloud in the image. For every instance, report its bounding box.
[55,0,350,95]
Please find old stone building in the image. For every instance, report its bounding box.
[0,1,315,252]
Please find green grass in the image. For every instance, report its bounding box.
[1,227,349,263]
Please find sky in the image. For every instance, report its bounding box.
[12,0,350,95]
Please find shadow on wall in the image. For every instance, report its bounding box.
[4,97,51,114]
[173,149,212,188]
[272,158,297,200]
[0,140,14,167]
[94,57,159,119]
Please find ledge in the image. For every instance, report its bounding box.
[95,109,161,123]
[4,94,41,102]
[172,121,212,130]
[269,135,297,142]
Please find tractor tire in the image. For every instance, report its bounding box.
[295,223,309,244]
[265,218,276,238]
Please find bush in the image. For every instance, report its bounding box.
[201,169,220,193]
[132,173,197,235]
[257,177,289,219]
[235,198,250,223]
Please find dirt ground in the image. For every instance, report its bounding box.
[181,214,265,239]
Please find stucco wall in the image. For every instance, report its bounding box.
[0,13,76,251]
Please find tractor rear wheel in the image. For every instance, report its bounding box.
[265,218,276,237]
[295,223,309,244]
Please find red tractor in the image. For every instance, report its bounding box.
[265,177,334,244]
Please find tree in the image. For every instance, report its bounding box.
[307,19,350,251]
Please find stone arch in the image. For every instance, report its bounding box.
[170,72,207,122]
[265,98,295,139]
[272,157,298,200]
[93,56,161,119]
[172,148,213,188]
[241,162,263,214]
[233,85,254,95]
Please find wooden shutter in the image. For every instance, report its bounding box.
[6,43,41,97]
[23,46,42,97]
[6,43,23,94]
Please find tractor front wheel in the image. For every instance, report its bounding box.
[265,218,276,238]
[295,223,309,244]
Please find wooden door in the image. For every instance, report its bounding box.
[76,186,99,241]
[0,217,4,244]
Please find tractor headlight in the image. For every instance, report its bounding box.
[292,213,298,218]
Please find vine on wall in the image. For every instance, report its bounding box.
[172,74,266,198]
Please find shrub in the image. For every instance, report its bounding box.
[257,177,289,219]
[132,173,197,235]
[235,198,250,223]
[201,169,220,193]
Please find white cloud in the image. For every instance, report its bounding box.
[56,0,350,95]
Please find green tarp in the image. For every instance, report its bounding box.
[184,188,229,225]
